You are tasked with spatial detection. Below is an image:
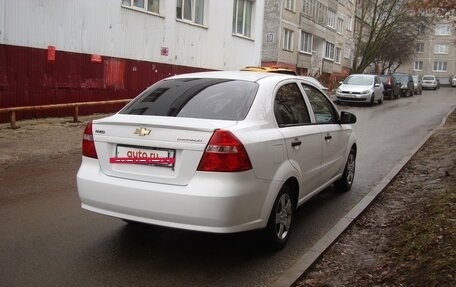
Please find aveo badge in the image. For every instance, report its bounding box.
[134,127,151,136]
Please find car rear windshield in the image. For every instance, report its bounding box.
[379,75,390,83]
[343,75,373,85]
[422,76,434,80]
[394,75,409,82]
[119,78,258,121]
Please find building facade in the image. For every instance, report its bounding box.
[261,0,356,89]
[398,19,456,85]
[0,0,264,121]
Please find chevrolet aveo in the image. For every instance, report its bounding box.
[77,71,357,250]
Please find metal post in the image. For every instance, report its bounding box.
[10,111,18,129]
[73,105,79,123]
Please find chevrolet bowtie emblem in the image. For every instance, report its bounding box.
[134,127,151,136]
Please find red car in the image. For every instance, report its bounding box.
[379,75,400,99]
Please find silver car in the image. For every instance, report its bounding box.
[422,75,438,90]
[336,74,384,105]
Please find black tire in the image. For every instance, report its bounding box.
[370,94,375,106]
[378,95,383,104]
[264,185,296,251]
[335,148,356,192]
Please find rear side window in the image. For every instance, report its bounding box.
[120,78,258,120]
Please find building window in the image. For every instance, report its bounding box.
[233,0,253,38]
[335,47,341,63]
[303,0,328,26]
[122,0,160,14]
[285,0,295,11]
[300,31,313,53]
[435,24,450,36]
[283,29,293,51]
[415,42,424,53]
[337,17,344,34]
[344,43,351,59]
[327,9,336,28]
[433,61,447,72]
[316,1,327,24]
[414,61,423,71]
[176,0,205,25]
[434,44,449,54]
[418,24,426,35]
[325,41,335,60]
[346,15,353,31]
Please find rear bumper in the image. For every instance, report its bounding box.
[422,83,437,89]
[77,157,278,233]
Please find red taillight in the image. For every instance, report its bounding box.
[387,77,391,86]
[197,130,252,172]
[82,121,98,159]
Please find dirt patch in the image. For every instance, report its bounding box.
[295,110,456,286]
[0,114,110,170]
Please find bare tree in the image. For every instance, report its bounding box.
[352,0,430,73]
[405,0,456,16]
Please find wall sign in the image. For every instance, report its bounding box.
[161,47,169,56]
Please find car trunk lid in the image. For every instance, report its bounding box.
[92,115,237,186]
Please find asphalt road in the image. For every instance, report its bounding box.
[1,87,455,287]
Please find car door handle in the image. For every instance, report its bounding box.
[325,134,332,141]
[291,140,302,147]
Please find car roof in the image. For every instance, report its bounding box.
[167,71,293,82]
[165,71,326,93]
[240,66,297,75]
[348,74,377,77]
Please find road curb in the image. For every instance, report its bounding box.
[272,106,456,287]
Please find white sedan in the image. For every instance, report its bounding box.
[77,71,357,250]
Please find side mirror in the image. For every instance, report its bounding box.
[340,111,356,124]
[374,83,380,87]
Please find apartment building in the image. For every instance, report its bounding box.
[261,0,356,88]
[399,19,456,85]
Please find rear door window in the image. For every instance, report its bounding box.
[120,78,258,121]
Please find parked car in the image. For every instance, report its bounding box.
[379,75,400,99]
[451,75,456,87]
[77,71,357,250]
[335,74,384,105]
[422,75,439,90]
[412,75,423,95]
[393,73,414,97]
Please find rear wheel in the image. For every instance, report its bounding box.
[335,148,356,192]
[264,185,296,251]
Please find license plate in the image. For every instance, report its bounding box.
[111,145,175,167]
